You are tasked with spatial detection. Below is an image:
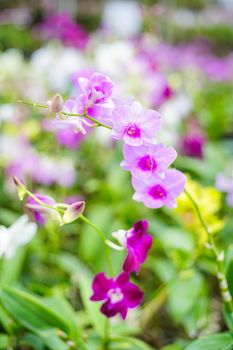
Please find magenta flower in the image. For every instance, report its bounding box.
[38,13,89,49]
[26,194,56,226]
[121,144,177,179]
[112,101,162,146]
[113,220,153,274]
[90,272,144,319]
[132,169,186,209]
[75,72,114,126]
[181,132,206,159]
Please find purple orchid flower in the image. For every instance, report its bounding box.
[90,272,144,319]
[75,72,114,127]
[113,220,153,274]
[26,194,56,226]
[132,169,186,209]
[112,101,161,146]
[121,143,177,179]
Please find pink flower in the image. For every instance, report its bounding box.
[26,194,56,226]
[74,72,114,127]
[56,129,85,149]
[90,272,143,319]
[113,220,153,274]
[132,169,186,209]
[121,144,177,179]
[112,101,162,146]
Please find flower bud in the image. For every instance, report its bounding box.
[48,94,64,113]
[63,201,85,224]
[13,176,26,201]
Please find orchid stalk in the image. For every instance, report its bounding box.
[185,189,233,318]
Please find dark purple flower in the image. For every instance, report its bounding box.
[181,133,206,159]
[90,272,144,319]
[113,221,153,274]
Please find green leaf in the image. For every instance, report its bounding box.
[0,334,10,349]
[223,305,233,331]
[21,333,45,350]
[157,228,194,253]
[225,245,233,298]
[0,287,71,335]
[57,253,105,337]
[44,295,82,341]
[0,304,14,332]
[0,249,26,286]
[185,332,233,350]
[168,271,204,320]
[38,330,69,350]
[110,336,154,350]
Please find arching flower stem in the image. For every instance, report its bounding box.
[185,188,233,318]
[17,99,112,130]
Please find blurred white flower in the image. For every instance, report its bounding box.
[0,215,37,259]
[102,0,142,38]
[31,43,85,91]
[94,41,135,77]
[158,94,192,146]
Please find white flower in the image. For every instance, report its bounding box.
[102,0,142,38]
[112,229,128,248]
[0,215,37,259]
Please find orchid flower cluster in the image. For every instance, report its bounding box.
[17,71,187,320]
[54,72,186,210]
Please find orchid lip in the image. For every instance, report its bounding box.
[138,155,157,172]
[148,184,167,200]
[108,288,124,304]
[125,123,141,138]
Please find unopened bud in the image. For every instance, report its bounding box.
[13,176,26,201]
[48,94,64,113]
[42,207,63,226]
[63,201,85,224]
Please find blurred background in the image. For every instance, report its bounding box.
[0,1,233,349]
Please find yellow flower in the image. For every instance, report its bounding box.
[176,177,225,245]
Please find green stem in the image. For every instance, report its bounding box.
[102,318,110,350]
[24,188,64,214]
[17,99,112,130]
[61,111,112,130]
[21,185,114,275]
[17,100,48,109]
[184,188,233,317]
[79,215,114,276]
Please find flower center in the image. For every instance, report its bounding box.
[125,123,141,138]
[108,288,124,304]
[138,155,157,172]
[148,184,167,200]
